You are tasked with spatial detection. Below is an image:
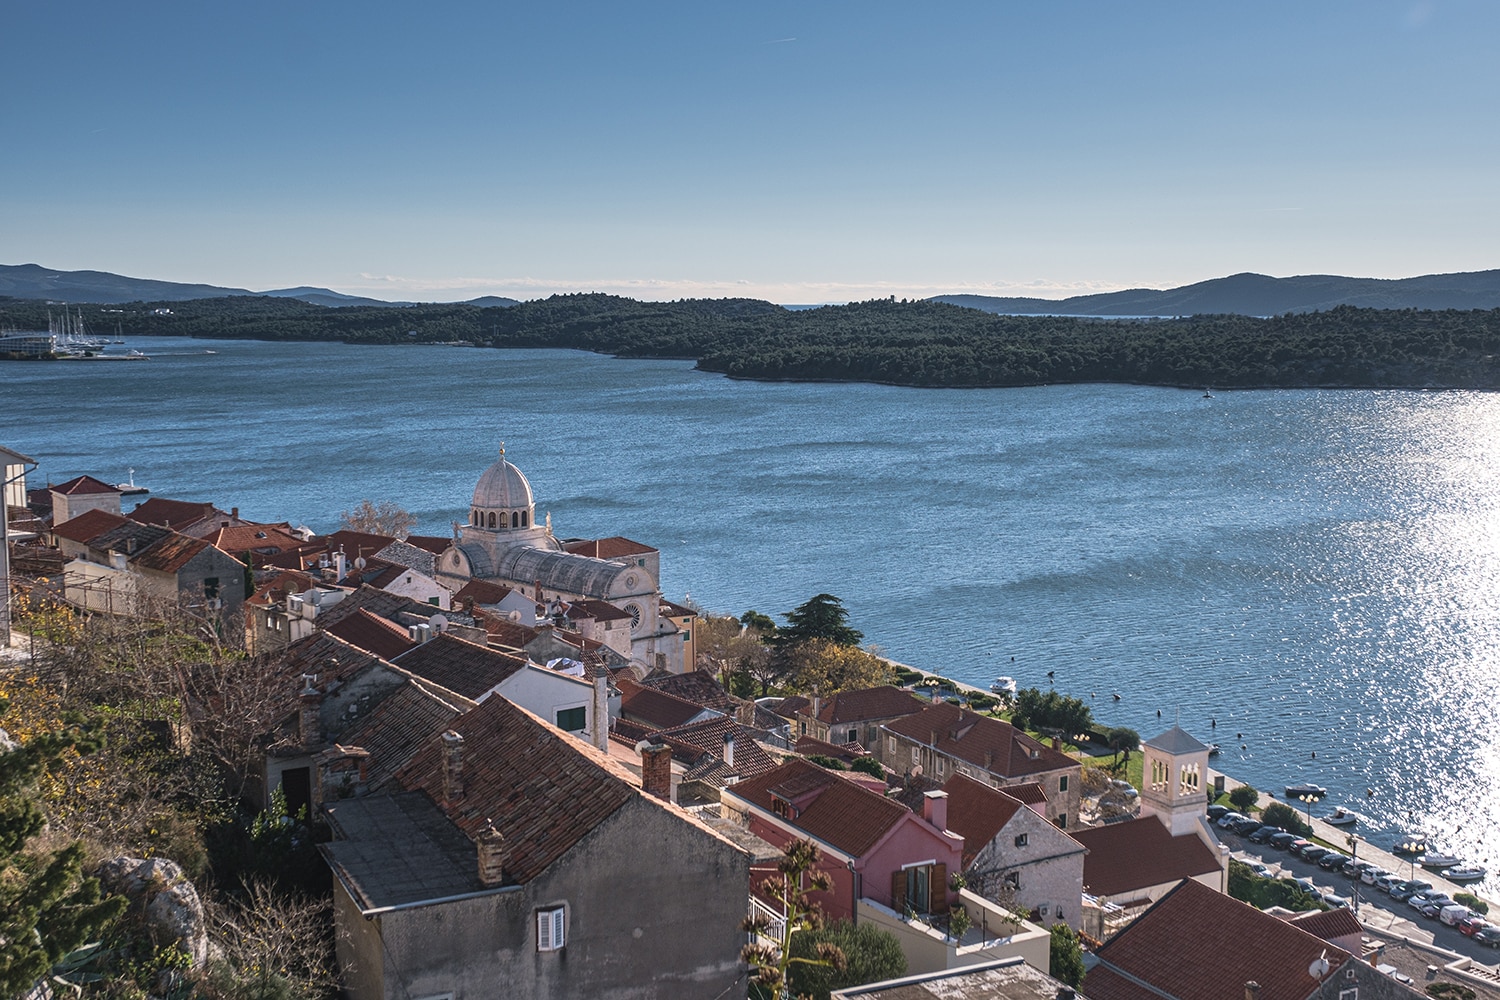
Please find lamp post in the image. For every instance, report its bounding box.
[1297,792,1317,832]
[1346,834,1361,916]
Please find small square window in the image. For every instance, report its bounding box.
[555,707,586,732]
[1338,989,1357,1000]
[537,906,566,951]
[936,758,945,774]
[1057,813,1067,829]
[888,736,896,754]
[1014,833,1029,848]
[1059,775,1069,793]
[911,747,920,765]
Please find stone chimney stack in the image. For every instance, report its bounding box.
[461,595,475,616]
[736,699,756,727]
[298,676,321,749]
[476,820,506,887]
[592,669,610,752]
[922,790,949,831]
[984,748,995,771]
[641,743,672,801]
[723,730,736,770]
[314,745,370,805]
[441,730,466,804]
[1245,983,1261,1000]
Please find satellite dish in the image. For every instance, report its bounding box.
[355,556,367,569]
[1308,950,1331,979]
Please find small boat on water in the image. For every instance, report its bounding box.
[1324,807,1360,826]
[990,676,1017,695]
[1285,783,1328,799]
[1206,743,1221,756]
[1418,852,1463,870]
[1441,865,1487,883]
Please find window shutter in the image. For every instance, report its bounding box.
[551,908,566,949]
[537,910,553,950]
[891,870,907,911]
[930,863,947,912]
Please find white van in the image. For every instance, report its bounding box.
[1439,904,1471,927]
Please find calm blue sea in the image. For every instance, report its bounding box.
[6,335,1498,883]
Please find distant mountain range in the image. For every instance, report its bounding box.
[0,263,519,309]
[931,269,1500,316]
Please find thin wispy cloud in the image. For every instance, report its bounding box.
[763,36,796,44]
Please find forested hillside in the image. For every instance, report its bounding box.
[5,293,1500,389]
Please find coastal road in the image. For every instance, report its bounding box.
[1218,828,1500,969]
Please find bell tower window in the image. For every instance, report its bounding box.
[521,511,528,528]
[512,511,519,528]
[488,512,497,528]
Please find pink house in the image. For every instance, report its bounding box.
[722,758,964,922]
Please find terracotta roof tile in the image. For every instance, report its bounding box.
[1002,781,1049,806]
[51,507,127,543]
[885,703,1077,779]
[131,532,212,573]
[392,633,529,700]
[1091,879,1352,1000]
[204,523,305,558]
[813,686,927,725]
[1286,906,1363,941]
[403,534,450,555]
[793,734,867,763]
[659,598,696,618]
[316,584,430,630]
[617,675,717,730]
[726,757,909,857]
[338,682,468,790]
[563,536,657,560]
[454,579,521,605]
[1072,816,1222,897]
[247,570,320,607]
[656,717,778,779]
[255,632,391,729]
[394,695,641,884]
[639,669,738,714]
[49,474,120,496]
[128,497,220,530]
[324,608,420,661]
[941,773,1029,866]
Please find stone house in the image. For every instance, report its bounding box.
[879,703,1081,829]
[941,772,1087,929]
[322,694,752,1000]
[778,685,927,748]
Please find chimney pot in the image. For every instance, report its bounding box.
[641,743,672,801]
[922,789,949,831]
[476,821,506,887]
[441,730,466,803]
[723,729,736,769]
[592,670,610,752]
[231,507,238,519]
[1245,982,1262,1000]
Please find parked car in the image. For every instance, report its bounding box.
[1247,825,1279,844]
[1324,892,1352,909]
[1375,874,1404,893]
[1341,859,1375,878]
[1216,812,1247,829]
[1408,891,1451,912]
[1458,917,1493,938]
[1287,839,1312,856]
[1418,901,1445,920]
[1390,880,1432,902]
[1300,845,1331,863]
[1246,862,1276,879]
[1361,867,1391,886]
[1208,804,1231,821]
[1474,925,1500,948]
[1232,817,1263,835]
[1317,852,1350,870]
[1269,831,1299,850]
[1289,876,1320,897]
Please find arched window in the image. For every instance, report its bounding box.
[471,510,479,525]
[488,512,497,528]
[511,511,520,528]
[520,511,529,528]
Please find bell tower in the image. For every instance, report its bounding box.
[1140,725,1211,837]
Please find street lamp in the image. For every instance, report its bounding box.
[1297,792,1318,831]
[1346,834,1361,916]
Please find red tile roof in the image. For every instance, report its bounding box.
[617,676,715,730]
[566,598,632,622]
[941,773,1029,866]
[50,474,120,496]
[1071,816,1222,897]
[403,534,450,555]
[793,734,867,764]
[324,608,420,661]
[659,598,696,618]
[1286,906,1363,941]
[130,532,212,573]
[884,703,1077,779]
[563,536,657,560]
[204,523,304,558]
[474,612,542,649]
[726,757,910,858]
[128,497,219,530]
[1090,878,1352,1000]
[391,633,530,700]
[656,717,778,780]
[323,530,399,560]
[814,686,926,725]
[338,682,468,790]
[454,579,521,605]
[394,695,641,884]
[247,570,320,608]
[639,669,738,714]
[1002,781,1049,806]
[51,507,127,543]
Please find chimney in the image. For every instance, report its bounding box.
[723,729,736,770]
[1245,983,1261,1000]
[231,507,238,520]
[930,729,938,748]
[641,743,672,801]
[462,595,476,616]
[441,730,466,804]
[298,676,321,749]
[592,670,610,752]
[333,549,347,580]
[922,790,949,831]
[737,700,756,727]
[314,745,370,805]
[476,820,506,887]
[984,748,994,771]
[811,694,821,720]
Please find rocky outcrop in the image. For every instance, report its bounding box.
[96,856,208,966]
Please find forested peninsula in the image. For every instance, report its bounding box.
[7,292,1500,389]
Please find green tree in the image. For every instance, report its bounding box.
[784,639,894,695]
[1049,923,1085,987]
[1105,726,1140,762]
[1229,785,1259,812]
[1261,801,1311,836]
[0,708,127,998]
[850,757,885,780]
[775,594,864,648]
[787,920,906,1000]
[741,609,779,636]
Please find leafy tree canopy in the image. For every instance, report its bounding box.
[776,594,864,648]
[788,920,907,1000]
[1049,923,1086,987]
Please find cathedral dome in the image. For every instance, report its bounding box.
[472,448,535,511]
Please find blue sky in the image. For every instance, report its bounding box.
[4,2,1496,302]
